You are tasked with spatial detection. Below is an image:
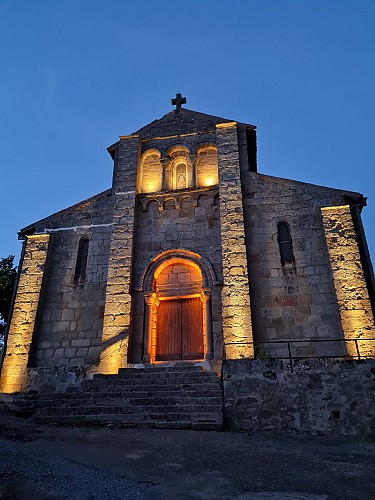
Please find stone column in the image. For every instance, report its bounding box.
[99,135,140,374]
[321,205,375,357]
[0,234,50,393]
[142,294,153,362]
[150,297,160,362]
[202,290,213,360]
[160,157,167,190]
[191,153,197,188]
[216,122,254,359]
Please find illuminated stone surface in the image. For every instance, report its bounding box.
[139,150,162,193]
[196,146,218,187]
[1,105,374,394]
[100,136,140,373]
[321,205,375,356]
[240,174,354,358]
[0,235,50,393]
[216,122,253,358]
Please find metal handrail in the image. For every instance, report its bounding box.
[225,338,375,372]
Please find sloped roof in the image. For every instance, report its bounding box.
[107,108,256,156]
[132,108,255,139]
[19,189,112,237]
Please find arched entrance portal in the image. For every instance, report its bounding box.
[142,251,215,363]
[155,262,203,360]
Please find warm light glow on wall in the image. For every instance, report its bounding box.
[143,256,208,363]
[321,205,375,358]
[139,149,163,194]
[226,343,254,359]
[153,256,202,282]
[0,234,50,393]
[99,340,126,374]
[216,121,254,360]
[196,145,219,188]
[0,357,29,394]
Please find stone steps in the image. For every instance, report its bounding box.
[22,389,221,400]
[117,365,204,374]
[38,414,220,430]
[39,406,221,417]
[82,385,221,393]
[14,365,223,430]
[90,373,219,383]
[33,397,222,408]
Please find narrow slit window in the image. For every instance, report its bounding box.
[74,238,89,283]
[277,222,294,264]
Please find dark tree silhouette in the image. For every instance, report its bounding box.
[0,255,17,343]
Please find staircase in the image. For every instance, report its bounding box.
[15,365,223,430]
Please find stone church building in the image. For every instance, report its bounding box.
[1,94,375,395]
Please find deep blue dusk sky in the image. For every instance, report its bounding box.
[1,0,374,267]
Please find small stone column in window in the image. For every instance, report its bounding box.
[160,157,168,191]
[191,153,197,188]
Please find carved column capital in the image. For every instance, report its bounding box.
[144,294,153,306]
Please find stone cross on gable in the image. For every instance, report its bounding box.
[171,93,187,110]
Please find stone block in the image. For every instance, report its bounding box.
[64,347,77,358]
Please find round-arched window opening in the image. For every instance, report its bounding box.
[176,163,187,189]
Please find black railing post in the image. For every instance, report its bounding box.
[354,339,361,360]
[287,341,293,372]
[228,338,374,364]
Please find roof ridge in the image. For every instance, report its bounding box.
[131,107,255,139]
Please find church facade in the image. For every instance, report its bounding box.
[1,95,375,393]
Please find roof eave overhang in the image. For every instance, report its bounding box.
[107,141,119,159]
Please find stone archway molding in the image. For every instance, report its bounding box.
[136,248,220,293]
[139,249,218,363]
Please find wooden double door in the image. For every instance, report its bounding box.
[156,297,204,361]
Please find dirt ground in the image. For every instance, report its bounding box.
[0,408,374,500]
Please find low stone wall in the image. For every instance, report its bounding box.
[21,366,99,394]
[223,359,375,436]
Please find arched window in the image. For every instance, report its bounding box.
[176,163,187,189]
[74,238,89,283]
[277,222,294,264]
[138,150,162,194]
[196,145,218,187]
[166,146,191,191]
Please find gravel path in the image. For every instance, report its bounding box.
[0,411,374,499]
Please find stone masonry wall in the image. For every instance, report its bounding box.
[240,172,362,358]
[22,191,114,369]
[156,262,202,296]
[321,205,375,357]
[223,359,375,436]
[0,235,50,393]
[100,136,140,373]
[29,226,112,368]
[131,188,224,360]
[216,122,253,359]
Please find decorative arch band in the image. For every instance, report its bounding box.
[137,249,219,292]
